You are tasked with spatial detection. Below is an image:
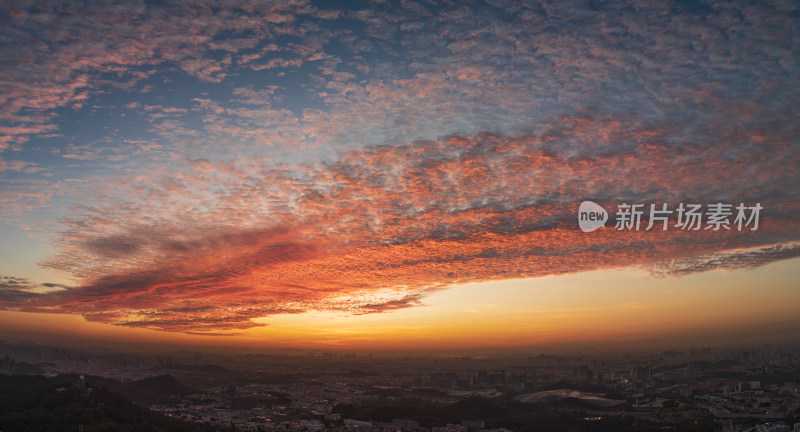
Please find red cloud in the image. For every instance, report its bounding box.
[1,119,797,333]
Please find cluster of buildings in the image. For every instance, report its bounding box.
[0,355,15,374]
[3,339,800,431]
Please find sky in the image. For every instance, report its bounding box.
[0,0,798,353]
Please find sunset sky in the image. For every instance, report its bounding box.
[0,0,798,353]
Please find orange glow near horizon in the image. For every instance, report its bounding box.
[1,0,799,359]
[3,256,798,353]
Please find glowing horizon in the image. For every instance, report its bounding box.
[0,0,798,351]
[1,256,798,353]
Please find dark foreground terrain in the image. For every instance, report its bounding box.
[0,374,213,432]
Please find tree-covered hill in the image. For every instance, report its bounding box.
[0,374,214,432]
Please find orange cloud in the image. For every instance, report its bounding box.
[2,119,798,334]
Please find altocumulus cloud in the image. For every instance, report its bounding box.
[0,0,797,333]
[2,119,799,333]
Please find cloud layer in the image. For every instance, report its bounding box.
[2,120,799,333]
[0,0,798,333]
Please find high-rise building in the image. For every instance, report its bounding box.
[0,356,15,375]
[635,366,651,383]
[573,365,590,380]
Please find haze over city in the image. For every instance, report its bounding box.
[2,1,800,431]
